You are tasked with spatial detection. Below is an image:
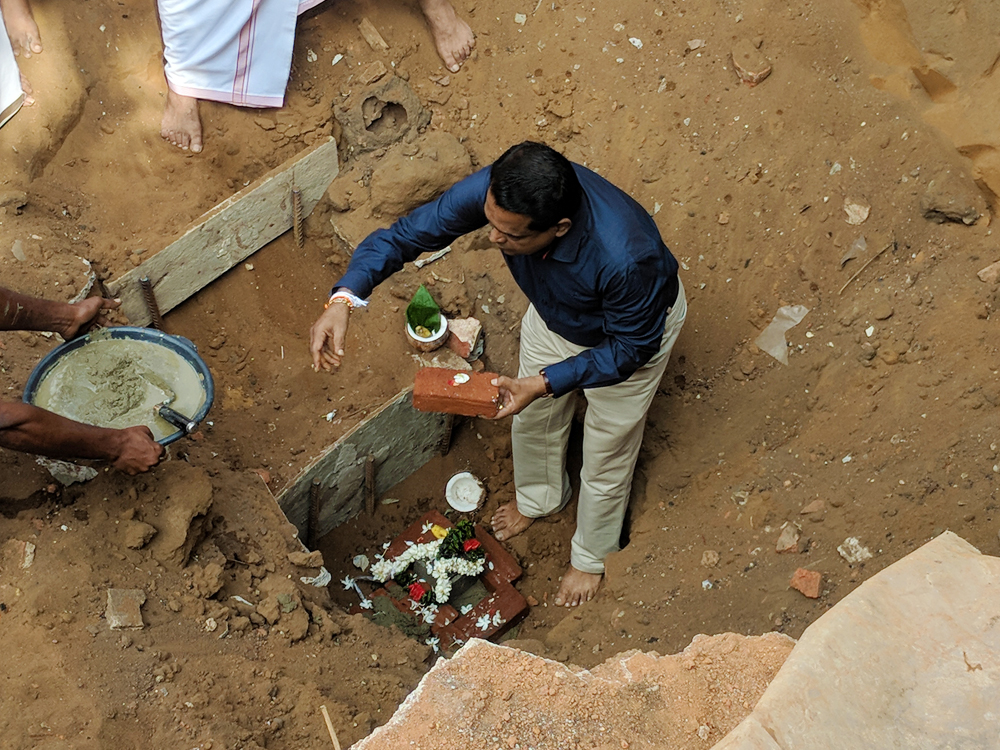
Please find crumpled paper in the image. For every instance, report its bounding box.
[755,305,810,365]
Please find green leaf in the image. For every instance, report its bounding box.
[406,285,441,334]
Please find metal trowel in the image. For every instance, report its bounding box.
[155,402,198,434]
[144,370,198,435]
[154,394,199,435]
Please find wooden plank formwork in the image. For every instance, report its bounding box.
[277,388,450,541]
[108,137,339,326]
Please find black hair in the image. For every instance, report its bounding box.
[489,141,583,231]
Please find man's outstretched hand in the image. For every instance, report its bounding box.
[62,297,120,340]
[309,303,351,372]
[491,374,548,419]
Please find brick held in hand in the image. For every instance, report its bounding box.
[413,367,501,418]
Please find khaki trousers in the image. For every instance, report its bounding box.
[511,280,687,574]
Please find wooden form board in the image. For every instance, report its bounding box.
[276,388,450,539]
[108,137,339,326]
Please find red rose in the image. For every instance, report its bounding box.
[463,538,482,552]
[408,583,428,601]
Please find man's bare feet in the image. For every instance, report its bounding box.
[160,88,203,153]
[419,0,475,73]
[1,0,43,58]
[491,502,533,542]
[554,565,602,607]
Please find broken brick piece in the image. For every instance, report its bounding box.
[731,39,772,87]
[789,568,822,599]
[446,317,484,360]
[106,588,147,630]
[413,368,500,418]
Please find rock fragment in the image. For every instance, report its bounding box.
[106,589,147,630]
[789,568,822,598]
[775,524,801,554]
[731,39,771,86]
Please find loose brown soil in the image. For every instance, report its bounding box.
[3,0,1000,747]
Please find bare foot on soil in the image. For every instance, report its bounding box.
[1,0,43,58]
[19,71,33,106]
[491,502,533,542]
[554,565,602,607]
[419,0,475,73]
[160,88,203,153]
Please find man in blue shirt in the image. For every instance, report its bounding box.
[310,141,686,607]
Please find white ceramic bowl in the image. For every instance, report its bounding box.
[445,471,485,512]
[405,317,449,352]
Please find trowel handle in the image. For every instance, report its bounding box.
[155,404,198,434]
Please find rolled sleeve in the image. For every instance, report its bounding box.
[334,169,491,298]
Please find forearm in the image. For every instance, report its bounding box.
[0,401,124,462]
[0,287,75,334]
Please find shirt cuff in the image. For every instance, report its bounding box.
[539,361,575,398]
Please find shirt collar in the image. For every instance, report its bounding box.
[542,193,590,263]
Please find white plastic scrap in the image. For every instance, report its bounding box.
[514,13,527,24]
[702,579,713,590]
[300,567,333,587]
[629,37,642,49]
[755,305,810,365]
[837,537,873,564]
[332,53,344,66]
[843,198,871,225]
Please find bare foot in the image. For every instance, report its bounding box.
[419,0,475,73]
[160,88,203,153]
[554,565,602,607]
[491,502,533,542]
[19,71,33,106]
[1,0,43,58]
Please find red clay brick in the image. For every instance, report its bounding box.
[446,317,484,359]
[413,367,500,418]
[789,568,822,599]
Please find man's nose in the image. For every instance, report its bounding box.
[488,227,506,245]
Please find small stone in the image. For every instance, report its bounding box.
[121,520,157,550]
[701,550,720,567]
[800,499,825,514]
[977,260,1000,285]
[789,568,822,598]
[288,550,324,568]
[872,302,894,320]
[526,595,539,606]
[106,589,147,630]
[775,524,801,554]
[359,60,388,85]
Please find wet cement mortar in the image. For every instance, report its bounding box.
[2,0,1000,747]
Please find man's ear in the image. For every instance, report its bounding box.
[554,218,572,237]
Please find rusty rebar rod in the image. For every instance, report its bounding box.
[138,276,165,331]
[308,478,322,549]
[365,454,376,516]
[292,188,304,248]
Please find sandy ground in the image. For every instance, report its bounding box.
[2,0,1000,746]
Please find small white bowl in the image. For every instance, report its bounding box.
[406,317,449,352]
[445,471,485,512]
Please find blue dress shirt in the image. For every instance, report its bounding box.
[335,163,679,397]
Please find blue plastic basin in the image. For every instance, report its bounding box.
[23,326,215,446]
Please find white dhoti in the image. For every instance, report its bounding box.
[0,12,25,127]
[158,0,323,108]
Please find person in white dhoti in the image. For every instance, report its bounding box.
[159,0,475,153]
[0,0,42,126]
